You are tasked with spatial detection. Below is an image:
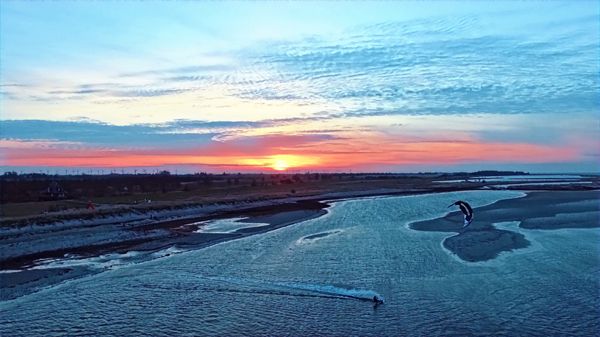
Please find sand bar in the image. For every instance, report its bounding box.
[410,190,600,262]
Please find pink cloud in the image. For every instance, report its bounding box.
[0,134,583,171]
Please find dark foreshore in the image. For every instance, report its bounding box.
[1,172,598,300]
[0,185,479,301]
[410,190,600,262]
[0,200,330,269]
[0,200,330,300]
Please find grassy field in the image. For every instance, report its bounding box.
[1,175,438,220]
[3,172,597,226]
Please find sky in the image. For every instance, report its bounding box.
[1,1,599,173]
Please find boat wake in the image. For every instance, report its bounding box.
[191,274,384,302]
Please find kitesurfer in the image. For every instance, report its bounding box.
[448,200,474,229]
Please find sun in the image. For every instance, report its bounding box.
[272,158,289,171]
[240,154,319,171]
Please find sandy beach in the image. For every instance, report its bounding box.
[1,190,394,300]
[2,183,598,301]
[0,200,330,300]
[410,190,600,262]
[0,183,470,271]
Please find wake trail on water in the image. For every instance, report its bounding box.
[141,282,345,300]
[187,274,385,302]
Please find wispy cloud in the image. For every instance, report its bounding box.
[0,133,582,171]
[1,2,598,172]
[119,64,235,78]
[0,120,216,148]
[2,112,597,172]
[4,10,597,118]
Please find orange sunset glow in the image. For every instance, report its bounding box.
[1,1,598,174]
[0,136,584,172]
[1,2,600,335]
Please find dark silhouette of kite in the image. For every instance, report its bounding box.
[448,200,473,229]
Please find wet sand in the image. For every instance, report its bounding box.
[0,202,330,300]
[2,189,598,300]
[0,267,95,301]
[410,190,600,262]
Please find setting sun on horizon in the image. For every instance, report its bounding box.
[0,1,598,174]
[272,159,289,171]
[1,2,599,337]
[234,155,319,172]
[268,155,321,171]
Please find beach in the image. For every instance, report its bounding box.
[410,190,600,262]
[0,199,328,300]
[2,187,598,336]
[1,178,598,301]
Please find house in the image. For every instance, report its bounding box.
[39,181,67,201]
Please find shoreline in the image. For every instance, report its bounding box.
[410,190,600,262]
[2,186,598,301]
[0,188,429,301]
[0,199,332,270]
[1,186,478,270]
[0,186,475,301]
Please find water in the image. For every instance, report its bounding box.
[1,190,599,336]
[435,174,586,183]
[491,181,593,188]
[193,217,269,234]
[471,175,585,181]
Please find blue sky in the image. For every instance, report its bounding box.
[1,1,598,173]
